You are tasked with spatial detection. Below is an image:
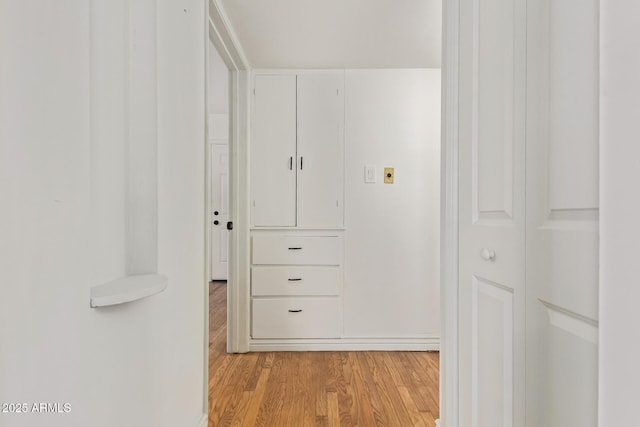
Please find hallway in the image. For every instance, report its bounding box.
[208,281,440,426]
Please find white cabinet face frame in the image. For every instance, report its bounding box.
[250,70,346,229]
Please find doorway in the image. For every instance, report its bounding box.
[205,2,440,426]
[207,38,229,282]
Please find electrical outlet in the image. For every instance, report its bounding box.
[384,167,394,184]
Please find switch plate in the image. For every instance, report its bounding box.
[384,167,394,184]
[364,165,376,183]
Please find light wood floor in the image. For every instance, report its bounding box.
[208,281,439,427]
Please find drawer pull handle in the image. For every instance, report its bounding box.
[288,247,303,250]
[288,309,303,313]
[288,278,302,282]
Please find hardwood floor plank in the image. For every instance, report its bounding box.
[300,352,319,427]
[209,385,238,427]
[240,367,271,427]
[397,385,431,427]
[244,352,267,392]
[285,353,306,427]
[327,391,340,427]
[254,370,286,427]
[344,354,379,427]
[315,415,329,427]
[215,356,260,426]
[349,352,390,427]
[207,281,440,426]
[386,351,415,387]
[390,352,435,413]
[362,351,414,427]
[334,352,355,427]
[209,352,244,393]
[420,409,437,426]
[375,351,414,426]
[313,353,329,418]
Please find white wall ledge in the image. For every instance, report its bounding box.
[90,274,167,308]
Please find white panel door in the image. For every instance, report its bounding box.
[525,1,599,426]
[297,73,344,228]
[252,75,297,227]
[458,0,526,425]
[210,143,228,280]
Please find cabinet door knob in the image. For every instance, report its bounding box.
[213,220,219,225]
[288,309,303,313]
[288,247,303,250]
[481,248,496,261]
[288,278,302,282]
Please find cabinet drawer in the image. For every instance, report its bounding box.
[252,297,340,339]
[252,266,340,296]
[252,235,341,265]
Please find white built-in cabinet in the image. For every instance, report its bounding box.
[251,72,344,228]
[252,75,297,227]
[251,233,342,339]
[251,71,345,345]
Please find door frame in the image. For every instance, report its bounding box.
[440,0,460,425]
[203,0,461,426]
[203,0,251,416]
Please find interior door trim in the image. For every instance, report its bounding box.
[204,0,251,424]
[441,0,461,425]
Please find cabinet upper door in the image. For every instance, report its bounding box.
[297,73,345,228]
[252,75,297,227]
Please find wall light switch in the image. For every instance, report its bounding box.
[384,167,394,184]
[365,165,376,183]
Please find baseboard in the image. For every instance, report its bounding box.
[435,419,441,427]
[195,413,208,427]
[249,336,440,352]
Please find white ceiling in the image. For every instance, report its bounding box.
[218,0,442,69]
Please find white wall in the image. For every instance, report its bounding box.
[219,0,442,69]
[208,40,229,115]
[0,1,206,426]
[343,70,441,338]
[599,2,640,425]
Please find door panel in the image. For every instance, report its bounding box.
[252,75,297,227]
[210,142,228,280]
[526,1,599,426]
[296,73,344,228]
[547,0,599,212]
[459,0,526,426]
[473,278,514,427]
[475,0,515,221]
[546,325,598,426]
